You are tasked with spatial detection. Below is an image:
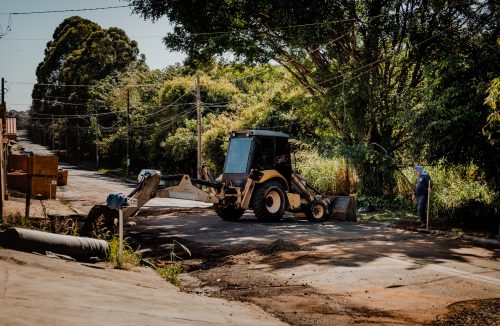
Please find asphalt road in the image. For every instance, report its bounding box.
[9,131,500,324]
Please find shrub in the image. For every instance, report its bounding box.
[400,164,499,223]
[156,264,184,286]
[108,236,141,269]
[3,213,32,229]
[356,195,414,212]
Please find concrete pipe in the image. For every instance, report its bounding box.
[0,227,109,260]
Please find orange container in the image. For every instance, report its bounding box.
[31,176,57,199]
[32,155,58,176]
[7,154,29,172]
[57,169,68,186]
[7,172,28,192]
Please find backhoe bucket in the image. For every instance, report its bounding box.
[329,196,357,221]
[81,204,118,237]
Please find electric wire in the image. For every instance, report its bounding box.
[0,5,130,15]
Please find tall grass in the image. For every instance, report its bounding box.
[155,240,191,286]
[295,149,498,231]
[400,164,498,219]
[294,150,357,195]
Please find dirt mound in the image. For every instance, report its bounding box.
[261,239,312,254]
[432,298,500,326]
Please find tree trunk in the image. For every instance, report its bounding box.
[354,159,397,196]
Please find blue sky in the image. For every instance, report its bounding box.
[0,0,185,111]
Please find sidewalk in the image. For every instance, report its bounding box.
[0,248,283,325]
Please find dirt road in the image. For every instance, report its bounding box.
[5,134,500,325]
[129,210,500,325]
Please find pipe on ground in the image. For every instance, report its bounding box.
[0,227,109,260]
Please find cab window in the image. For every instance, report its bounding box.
[224,138,253,173]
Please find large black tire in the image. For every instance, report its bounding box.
[252,180,286,222]
[305,200,327,222]
[214,204,245,221]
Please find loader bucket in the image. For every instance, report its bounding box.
[329,196,357,221]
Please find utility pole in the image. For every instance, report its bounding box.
[95,116,99,170]
[0,78,7,221]
[94,100,99,170]
[196,73,202,179]
[1,78,6,125]
[126,88,130,177]
[65,118,68,159]
[76,119,80,162]
[1,77,5,107]
[51,115,55,149]
[1,78,4,104]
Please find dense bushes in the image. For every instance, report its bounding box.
[400,165,499,230]
[293,153,498,229]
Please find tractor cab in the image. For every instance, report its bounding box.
[222,130,292,187]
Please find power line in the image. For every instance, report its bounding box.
[0,5,130,16]
[310,3,488,95]
[10,69,269,88]
[1,1,477,40]
[2,35,166,41]
[172,3,476,39]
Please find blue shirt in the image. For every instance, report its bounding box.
[416,174,431,197]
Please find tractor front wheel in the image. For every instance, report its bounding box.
[305,200,327,222]
[215,204,245,221]
[252,181,286,222]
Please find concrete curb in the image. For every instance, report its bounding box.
[357,220,500,248]
[461,235,500,247]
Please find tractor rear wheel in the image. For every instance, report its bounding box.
[305,200,327,222]
[215,204,245,221]
[252,181,286,222]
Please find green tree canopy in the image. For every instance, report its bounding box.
[129,0,498,195]
[30,16,142,159]
[31,16,140,116]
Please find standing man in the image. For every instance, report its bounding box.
[415,166,431,228]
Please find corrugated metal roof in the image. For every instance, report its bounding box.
[6,118,16,134]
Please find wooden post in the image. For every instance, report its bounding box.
[118,208,123,266]
[25,152,32,220]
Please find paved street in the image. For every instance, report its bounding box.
[3,132,500,325]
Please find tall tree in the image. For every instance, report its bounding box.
[30,16,141,159]
[129,0,497,195]
[413,41,500,188]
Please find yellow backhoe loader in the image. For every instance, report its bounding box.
[82,130,356,235]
